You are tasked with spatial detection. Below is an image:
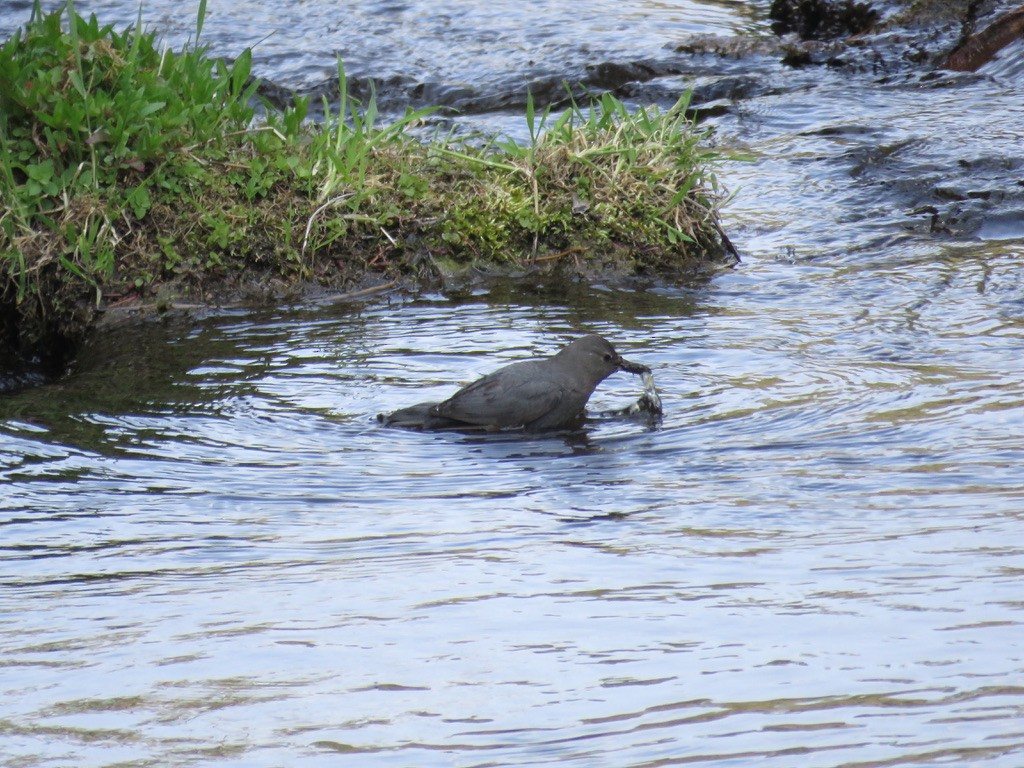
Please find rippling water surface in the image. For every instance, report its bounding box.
[4,247,1023,766]
[0,0,763,92]
[3,0,1024,766]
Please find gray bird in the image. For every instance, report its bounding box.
[379,334,650,431]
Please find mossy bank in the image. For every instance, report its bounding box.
[0,2,732,377]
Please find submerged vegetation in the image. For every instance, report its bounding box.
[0,1,731,371]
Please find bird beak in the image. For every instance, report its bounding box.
[617,355,650,376]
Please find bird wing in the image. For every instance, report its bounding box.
[431,364,564,428]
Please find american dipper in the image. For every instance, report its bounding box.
[379,334,650,431]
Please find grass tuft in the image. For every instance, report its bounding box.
[1,1,732,371]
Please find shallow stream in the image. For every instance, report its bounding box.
[2,1,1023,766]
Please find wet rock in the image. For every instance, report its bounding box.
[584,61,662,90]
[770,0,880,40]
[944,4,1024,71]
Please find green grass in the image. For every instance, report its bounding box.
[447,89,726,260]
[0,0,731,368]
[1,1,261,288]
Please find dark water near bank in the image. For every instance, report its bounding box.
[3,1,1024,766]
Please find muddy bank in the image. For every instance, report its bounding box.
[3,0,1023,388]
[1,4,738,387]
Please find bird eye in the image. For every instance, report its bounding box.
[603,353,613,362]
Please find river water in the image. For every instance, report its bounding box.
[2,1,1024,767]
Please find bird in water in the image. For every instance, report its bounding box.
[378,334,651,432]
